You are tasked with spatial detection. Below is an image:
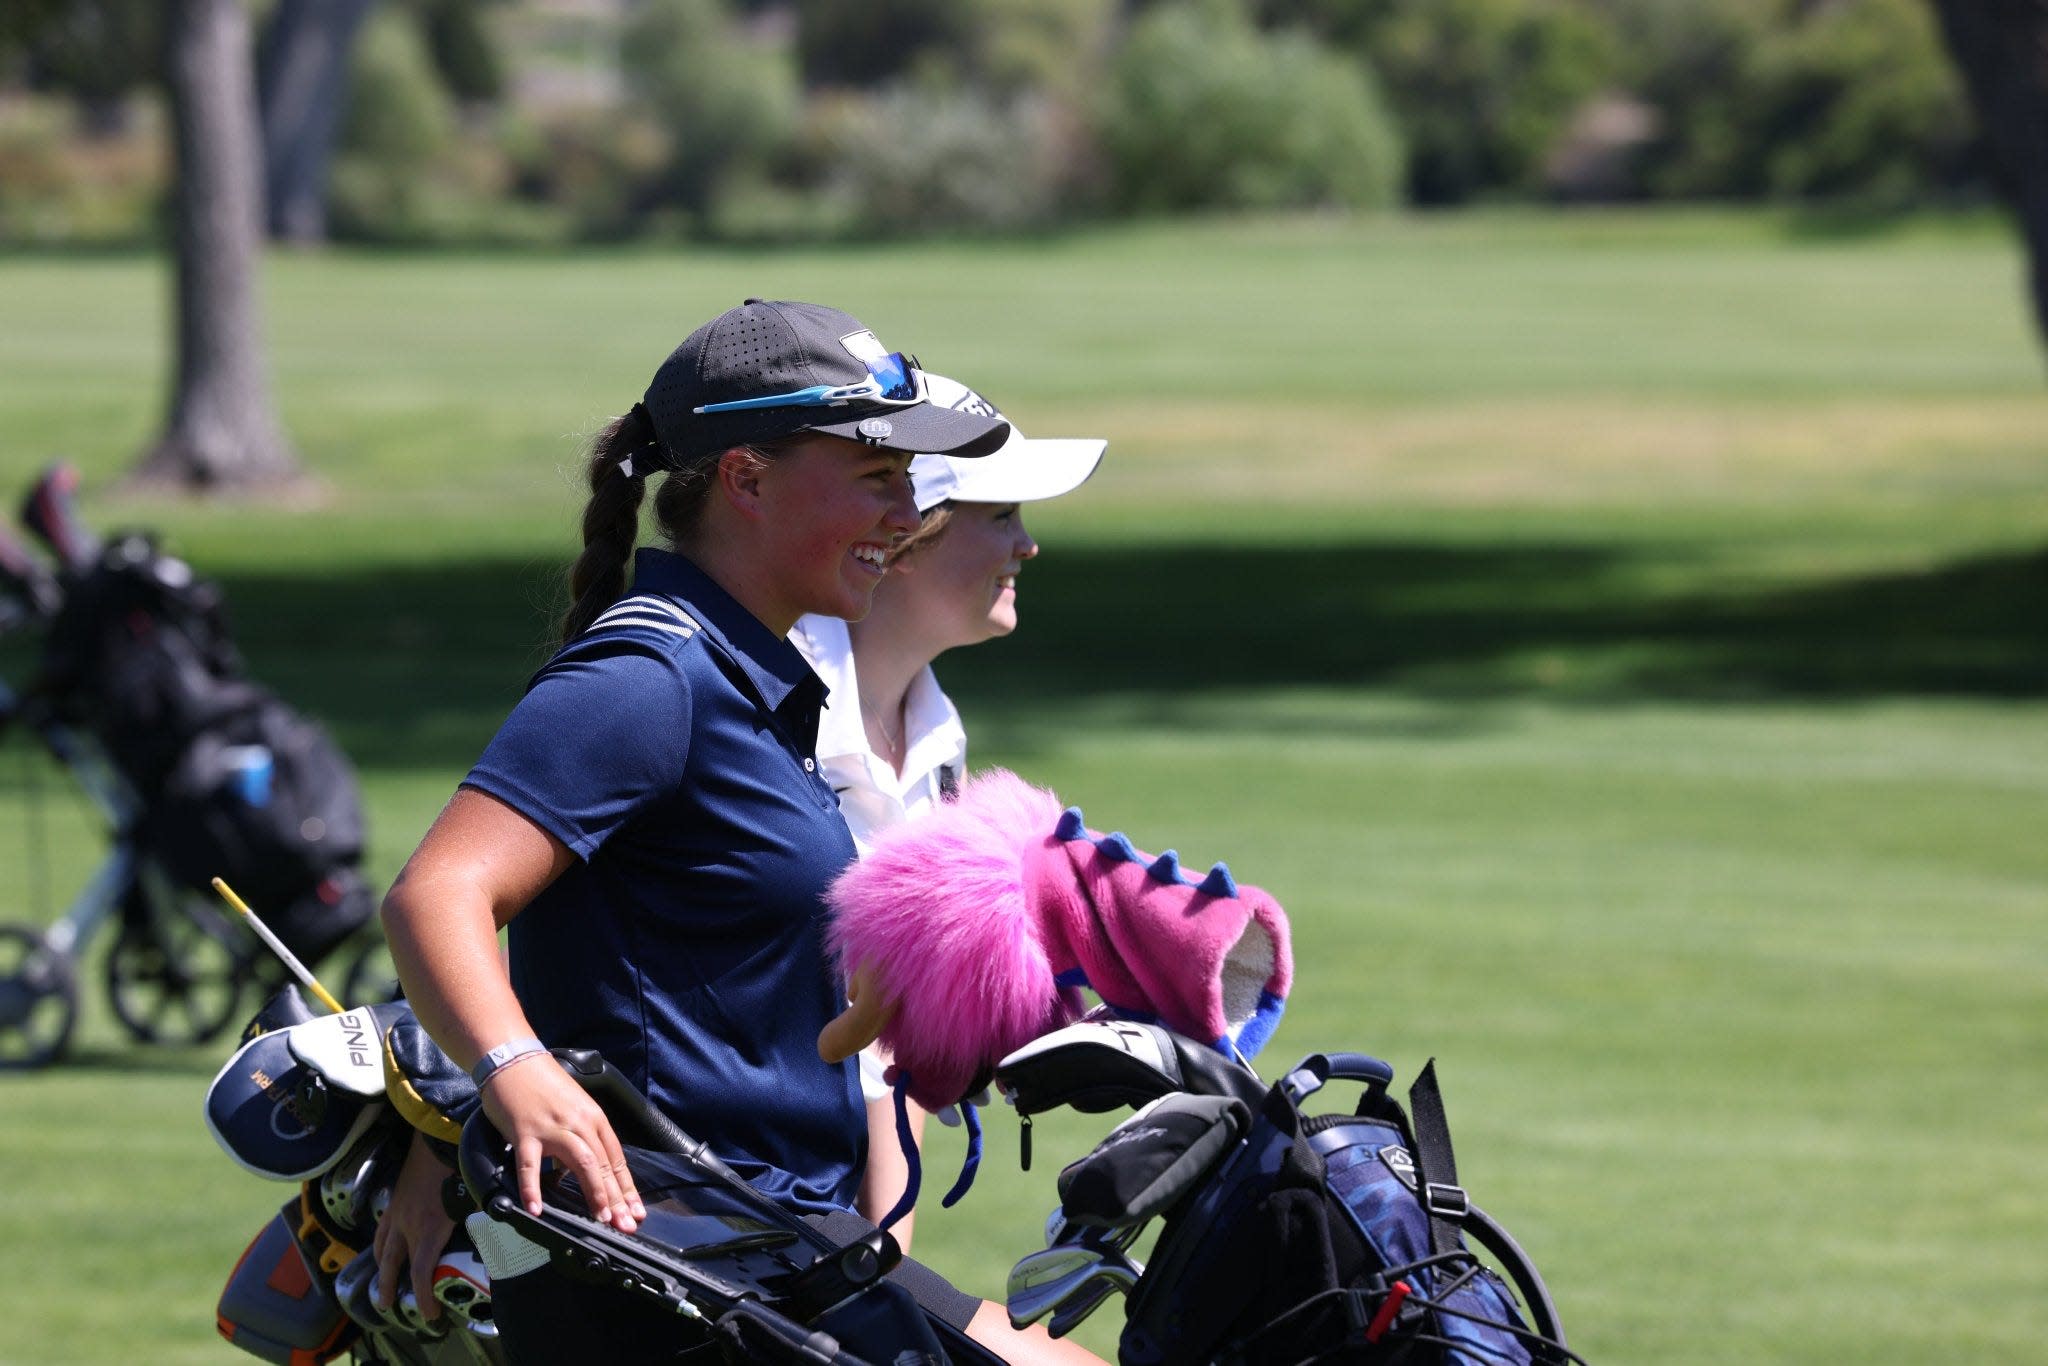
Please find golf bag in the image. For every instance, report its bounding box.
[994,1022,1575,1365]
[17,467,371,965]
[205,987,1008,1366]
[207,989,504,1366]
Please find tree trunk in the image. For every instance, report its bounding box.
[257,0,377,243]
[134,0,302,491]
[1929,0,2048,357]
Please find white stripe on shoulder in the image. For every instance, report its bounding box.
[591,595,701,632]
[592,616,696,639]
[584,594,700,641]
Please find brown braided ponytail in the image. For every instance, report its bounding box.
[558,407,656,644]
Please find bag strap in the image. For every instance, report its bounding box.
[1406,1058,1467,1258]
[1459,1201,1573,1363]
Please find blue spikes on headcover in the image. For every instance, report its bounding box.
[1097,831,1139,864]
[1065,807,1238,898]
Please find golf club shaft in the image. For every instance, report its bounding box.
[212,877,345,1013]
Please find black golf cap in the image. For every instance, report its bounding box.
[641,299,1009,467]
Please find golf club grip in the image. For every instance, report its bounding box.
[550,1048,706,1156]
[453,1051,702,1207]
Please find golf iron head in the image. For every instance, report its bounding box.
[1007,1239,1142,1332]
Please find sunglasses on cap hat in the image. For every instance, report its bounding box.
[692,351,925,415]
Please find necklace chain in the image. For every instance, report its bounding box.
[864,700,906,756]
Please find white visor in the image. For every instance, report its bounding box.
[907,372,1106,513]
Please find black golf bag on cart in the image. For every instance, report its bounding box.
[24,466,371,962]
[0,465,373,1066]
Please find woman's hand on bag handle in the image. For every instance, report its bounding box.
[479,1044,644,1229]
[382,785,645,1232]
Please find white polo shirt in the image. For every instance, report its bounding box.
[789,615,967,857]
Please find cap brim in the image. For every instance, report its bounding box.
[807,401,1010,459]
[921,437,1105,511]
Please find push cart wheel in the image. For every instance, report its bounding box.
[105,890,252,1046]
[340,932,403,1007]
[0,922,79,1070]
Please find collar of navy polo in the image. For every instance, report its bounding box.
[625,547,826,738]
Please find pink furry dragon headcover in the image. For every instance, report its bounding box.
[825,769,1293,1110]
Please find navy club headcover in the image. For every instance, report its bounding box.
[204,1004,407,1181]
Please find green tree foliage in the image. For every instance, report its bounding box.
[1101,0,1403,214]
[1750,0,1977,202]
[622,0,801,216]
[329,7,458,237]
[1,0,160,116]
[413,0,508,104]
[1612,0,1978,203]
[964,0,1116,100]
[809,85,1067,237]
[794,0,1114,101]
[794,0,968,89]
[1312,0,1615,204]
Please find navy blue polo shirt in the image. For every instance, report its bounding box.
[465,549,863,1214]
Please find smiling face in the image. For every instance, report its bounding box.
[891,500,1041,648]
[748,434,920,629]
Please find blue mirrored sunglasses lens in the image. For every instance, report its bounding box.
[865,352,919,402]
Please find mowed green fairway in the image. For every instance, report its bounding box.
[0,213,2043,1363]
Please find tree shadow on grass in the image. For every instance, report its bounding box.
[183,538,2048,777]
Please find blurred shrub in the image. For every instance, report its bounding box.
[1100,0,1403,213]
[338,14,453,170]
[1617,0,1979,204]
[0,92,164,244]
[622,0,803,221]
[4,0,160,124]
[1600,0,1770,198]
[330,8,555,243]
[964,0,1117,99]
[794,0,968,89]
[501,105,668,241]
[805,85,1072,237]
[1751,0,1978,203]
[1335,0,1615,204]
[414,0,508,104]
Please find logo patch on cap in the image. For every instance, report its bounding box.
[839,330,889,363]
[950,388,1002,420]
[857,417,894,443]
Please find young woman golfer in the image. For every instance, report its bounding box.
[790,371,1104,1245]
[375,300,1099,1363]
